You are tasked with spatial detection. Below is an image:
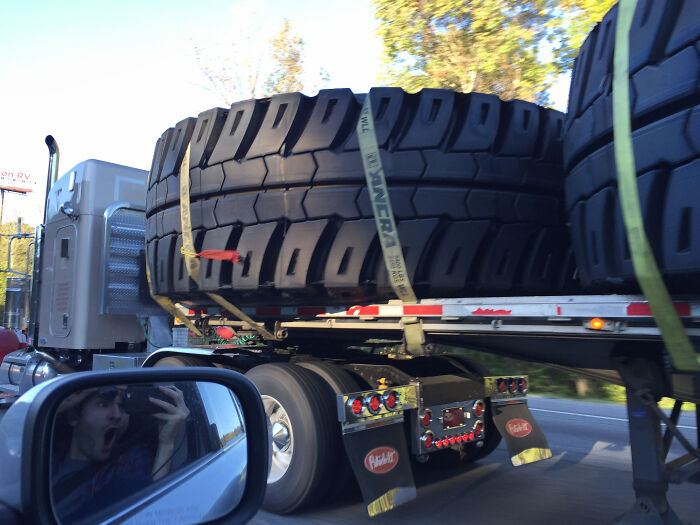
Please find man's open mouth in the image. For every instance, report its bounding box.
[103,427,118,450]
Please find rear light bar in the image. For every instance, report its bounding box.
[423,430,482,450]
[338,384,418,432]
[416,398,486,453]
[484,376,529,399]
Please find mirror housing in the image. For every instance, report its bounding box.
[0,367,269,524]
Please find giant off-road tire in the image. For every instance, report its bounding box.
[245,363,339,514]
[564,1,700,291]
[145,87,574,306]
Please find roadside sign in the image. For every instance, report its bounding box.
[0,170,35,193]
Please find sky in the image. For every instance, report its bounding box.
[0,0,570,226]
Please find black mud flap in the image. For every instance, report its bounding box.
[491,401,552,466]
[343,422,417,516]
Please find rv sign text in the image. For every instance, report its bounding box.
[0,170,34,193]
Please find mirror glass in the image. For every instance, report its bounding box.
[50,381,247,525]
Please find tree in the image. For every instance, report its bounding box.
[373,0,618,104]
[556,0,618,67]
[373,0,563,104]
[0,221,35,319]
[193,2,267,105]
[195,13,330,105]
[264,19,305,96]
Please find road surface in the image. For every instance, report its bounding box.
[251,397,699,525]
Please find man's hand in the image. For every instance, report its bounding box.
[149,385,189,481]
[150,386,190,447]
[55,387,98,417]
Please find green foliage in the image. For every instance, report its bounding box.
[264,19,305,96]
[0,221,34,308]
[372,0,619,103]
[373,0,562,103]
[556,0,618,67]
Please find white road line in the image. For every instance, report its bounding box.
[529,407,698,430]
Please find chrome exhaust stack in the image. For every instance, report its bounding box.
[27,136,60,347]
[44,135,59,221]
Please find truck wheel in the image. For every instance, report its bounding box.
[151,355,208,367]
[428,355,502,466]
[296,360,361,500]
[245,363,338,514]
[146,87,575,306]
[564,2,700,290]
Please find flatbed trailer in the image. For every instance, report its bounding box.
[141,293,700,523]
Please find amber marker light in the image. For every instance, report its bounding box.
[589,318,605,330]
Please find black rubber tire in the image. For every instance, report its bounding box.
[245,363,339,514]
[145,87,575,306]
[564,1,700,291]
[295,360,361,500]
[151,355,208,367]
[427,355,502,466]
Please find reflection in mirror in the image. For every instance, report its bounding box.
[50,381,247,524]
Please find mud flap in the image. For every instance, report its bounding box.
[491,401,552,466]
[343,422,417,516]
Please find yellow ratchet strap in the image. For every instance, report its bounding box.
[613,0,700,370]
[356,96,424,353]
[145,253,203,338]
[178,144,277,341]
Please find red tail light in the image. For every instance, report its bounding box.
[463,433,470,441]
[473,401,484,417]
[518,377,528,393]
[498,379,507,393]
[351,397,364,415]
[384,391,398,410]
[422,433,433,448]
[508,378,518,393]
[474,421,484,437]
[449,436,457,445]
[456,435,463,443]
[435,439,443,448]
[368,394,381,414]
[421,410,432,427]
[469,432,475,440]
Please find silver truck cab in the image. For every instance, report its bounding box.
[0,159,160,398]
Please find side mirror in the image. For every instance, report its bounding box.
[0,368,269,524]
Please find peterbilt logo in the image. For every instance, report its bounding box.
[364,446,399,474]
[505,418,532,438]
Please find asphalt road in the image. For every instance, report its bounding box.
[251,397,699,525]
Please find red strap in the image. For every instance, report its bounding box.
[196,250,241,263]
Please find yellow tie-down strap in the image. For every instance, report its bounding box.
[356,96,424,353]
[613,0,700,371]
[178,144,277,341]
[145,257,203,338]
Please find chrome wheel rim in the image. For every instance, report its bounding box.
[262,395,293,483]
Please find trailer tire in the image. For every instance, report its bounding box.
[245,363,339,514]
[296,360,361,500]
[564,1,700,290]
[146,87,576,306]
